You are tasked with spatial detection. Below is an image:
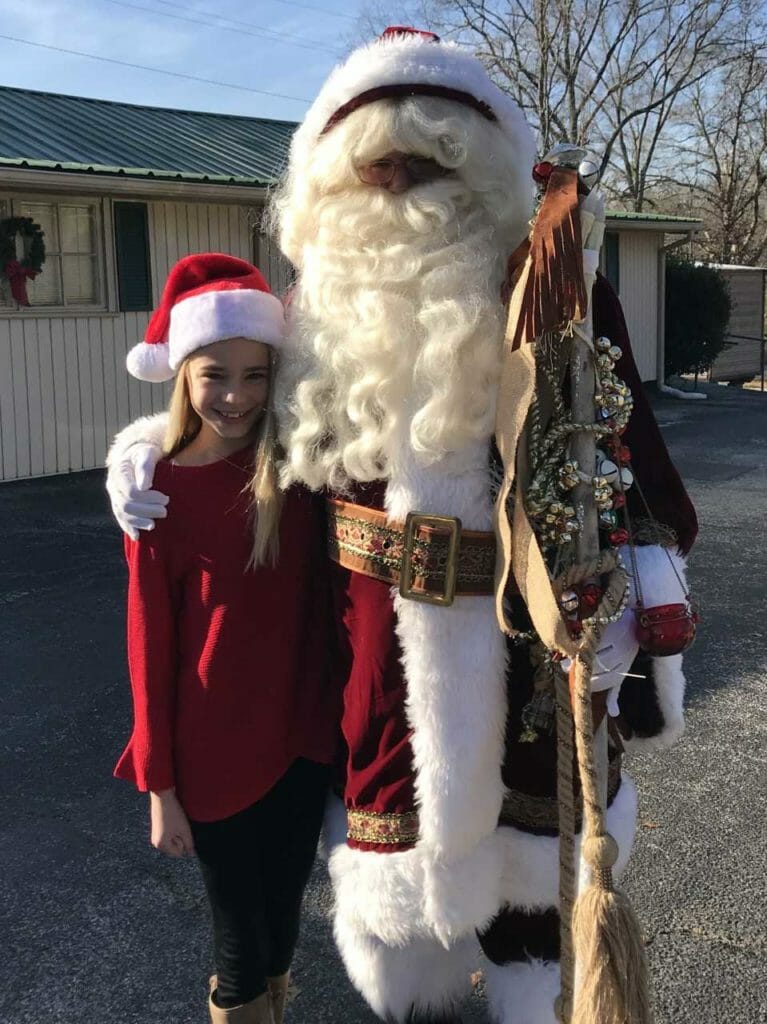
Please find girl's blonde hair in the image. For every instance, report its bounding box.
[163,350,283,569]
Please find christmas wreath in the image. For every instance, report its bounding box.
[0,216,46,306]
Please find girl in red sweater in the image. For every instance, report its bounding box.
[114,254,338,1024]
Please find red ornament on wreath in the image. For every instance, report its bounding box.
[0,216,46,306]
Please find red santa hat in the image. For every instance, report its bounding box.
[126,253,285,383]
[289,26,535,171]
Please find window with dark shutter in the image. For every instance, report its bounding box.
[114,202,152,311]
[604,231,620,294]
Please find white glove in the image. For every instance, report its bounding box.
[589,610,640,694]
[560,607,640,705]
[106,442,168,540]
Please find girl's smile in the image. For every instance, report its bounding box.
[185,336,271,455]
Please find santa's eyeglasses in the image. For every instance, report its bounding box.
[355,154,452,187]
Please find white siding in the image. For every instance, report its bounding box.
[0,196,272,481]
[611,231,661,382]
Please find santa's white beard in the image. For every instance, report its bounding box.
[278,179,509,491]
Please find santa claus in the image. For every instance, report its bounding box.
[108,27,697,1024]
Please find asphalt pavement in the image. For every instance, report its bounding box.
[1,384,765,1024]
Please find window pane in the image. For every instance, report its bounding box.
[60,205,96,254]
[113,201,152,311]
[25,255,63,305]
[16,201,60,252]
[62,254,98,304]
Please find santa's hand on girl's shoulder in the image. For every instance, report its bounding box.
[106,441,168,540]
[149,790,195,858]
[106,412,171,539]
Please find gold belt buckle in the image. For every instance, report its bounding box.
[400,512,462,607]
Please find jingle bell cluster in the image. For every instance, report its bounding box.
[526,335,635,553]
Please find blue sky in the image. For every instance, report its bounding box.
[0,0,384,123]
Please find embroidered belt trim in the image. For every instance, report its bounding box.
[499,754,622,832]
[327,497,497,599]
[347,808,420,846]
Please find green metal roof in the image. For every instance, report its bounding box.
[605,211,697,223]
[0,86,708,227]
[0,86,296,186]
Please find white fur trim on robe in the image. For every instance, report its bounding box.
[329,833,503,949]
[105,412,169,469]
[484,958,560,1024]
[624,653,686,752]
[495,773,638,913]
[383,440,508,945]
[624,543,688,609]
[334,915,476,1023]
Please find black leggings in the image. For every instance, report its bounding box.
[190,758,329,1008]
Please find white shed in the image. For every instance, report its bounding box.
[601,213,702,383]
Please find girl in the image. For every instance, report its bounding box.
[114,253,338,1024]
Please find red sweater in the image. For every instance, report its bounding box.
[114,445,338,822]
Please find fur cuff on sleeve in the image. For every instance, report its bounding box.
[106,413,169,469]
[617,650,686,752]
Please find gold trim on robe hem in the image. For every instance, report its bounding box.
[347,808,420,846]
[499,754,622,832]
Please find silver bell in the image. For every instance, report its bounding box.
[578,158,600,187]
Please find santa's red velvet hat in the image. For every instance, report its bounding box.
[289,26,535,171]
[126,253,284,383]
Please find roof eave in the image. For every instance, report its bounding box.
[606,214,703,233]
[0,164,270,202]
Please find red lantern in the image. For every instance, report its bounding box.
[612,492,626,509]
[617,445,631,465]
[608,527,629,545]
[636,603,698,656]
[533,161,554,183]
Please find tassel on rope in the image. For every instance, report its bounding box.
[569,637,653,1024]
[563,563,654,1024]
[553,552,654,1024]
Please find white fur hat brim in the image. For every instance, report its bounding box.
[168,288,284,369]
[290,32,535,171]
[126,288,285,382]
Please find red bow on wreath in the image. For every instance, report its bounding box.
[3,259,38,306]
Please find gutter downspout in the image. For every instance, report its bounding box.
[656,230,696,386]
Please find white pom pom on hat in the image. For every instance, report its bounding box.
[126,252,285,383]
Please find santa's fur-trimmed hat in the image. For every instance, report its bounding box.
[289,26,535,171]
[126,253,284,383]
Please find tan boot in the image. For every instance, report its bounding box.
[208,987,274,1023]
[266,972,291,1024]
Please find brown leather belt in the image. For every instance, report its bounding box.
[327,498,497,606]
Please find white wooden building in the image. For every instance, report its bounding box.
[601,212,702,383]
[0,86,703,482]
